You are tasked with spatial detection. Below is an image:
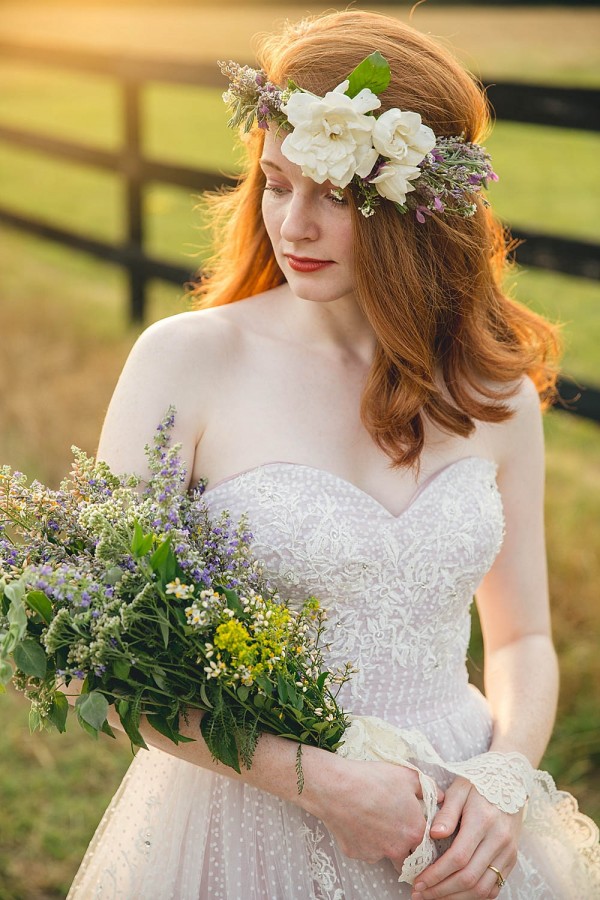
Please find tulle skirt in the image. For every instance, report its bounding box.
[68,691,599,899]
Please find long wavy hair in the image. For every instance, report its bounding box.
[190,10,560,467]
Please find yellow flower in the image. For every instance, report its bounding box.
[214,620,256,667]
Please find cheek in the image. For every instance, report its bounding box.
[337,221,355,267]
[261,197,282,247]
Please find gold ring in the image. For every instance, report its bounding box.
[487,865,506,888]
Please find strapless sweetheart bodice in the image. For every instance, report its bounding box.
[202,457,504,734]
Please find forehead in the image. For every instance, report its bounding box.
[260,130,295,171]
[260,130,335,189]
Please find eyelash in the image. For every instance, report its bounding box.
[329,192,348,207]
[264,185,348,206]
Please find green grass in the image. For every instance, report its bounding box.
[0,62,121,150]
[505,268,600,385]
[487,123,600,243]
[0,12,599,897]
[0,688,132,899]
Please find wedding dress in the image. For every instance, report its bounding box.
[68,457,599,899]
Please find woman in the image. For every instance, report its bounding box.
[68,10,598,900]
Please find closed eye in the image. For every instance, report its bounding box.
[263,183,348,208]
[328,190,348,206]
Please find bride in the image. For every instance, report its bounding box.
[68,10,599,899]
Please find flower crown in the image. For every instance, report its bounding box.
[219,52,498,221]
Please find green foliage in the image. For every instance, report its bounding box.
[295,743,304,794]
[200,687,241,772]
[131,520,154,558]
[48,692,69,734]
[345,51,391,98]
[75,692,109,732]
[149,536,176,582]
[13,639,47,679]
[24,590,53,625]
[146,712,194,745]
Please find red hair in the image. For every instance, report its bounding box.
[190,10,560,467]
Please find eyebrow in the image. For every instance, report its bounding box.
[259,158,284,171]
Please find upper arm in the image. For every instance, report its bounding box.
[96,313,210,489]
[475,376,552,651]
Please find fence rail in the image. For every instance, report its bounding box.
[0,39,598,422]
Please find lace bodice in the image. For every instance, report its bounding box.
[202,456,505,729]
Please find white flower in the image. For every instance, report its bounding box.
[281,81,380,188]
[166,577,194,600]
[369,160,423,205]
[372,109,436,165]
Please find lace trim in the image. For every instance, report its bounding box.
[448,751,534,812]
[299,824,345,900]
[527,770,600,893]
[337,715,535,884]
[338,714,600,890]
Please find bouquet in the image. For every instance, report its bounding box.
[0,408,351,788]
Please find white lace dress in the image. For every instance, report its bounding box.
[68,457,599,899]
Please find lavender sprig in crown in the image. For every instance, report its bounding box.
[219,54,498,220]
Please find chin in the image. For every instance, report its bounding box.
[285,279,355,307]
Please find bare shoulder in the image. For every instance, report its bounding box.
[504,374,542,416]
[134,291,280,362]
[484,375,545,471]
[132,307,242,365]
[501,374,544,442]
[96,309,241,482]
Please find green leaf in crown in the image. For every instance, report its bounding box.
[345,51,391,99]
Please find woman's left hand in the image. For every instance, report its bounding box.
[410,776,524,900]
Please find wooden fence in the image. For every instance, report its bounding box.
[0,40,599,422]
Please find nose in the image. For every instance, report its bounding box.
[279,191,320,244]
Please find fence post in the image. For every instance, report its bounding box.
[121,74,145,323]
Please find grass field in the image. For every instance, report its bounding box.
[0,4,599,897]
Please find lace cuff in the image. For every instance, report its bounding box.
[447,750,534,814]
[337,715,534,884]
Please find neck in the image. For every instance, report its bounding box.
[276,285,378,364]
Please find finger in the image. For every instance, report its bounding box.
[429,781,470,840]
[413,884,496,900]
[413,775,445,805]
[413,846,511,900]
[412,827,483,894]
[412,867,498,900]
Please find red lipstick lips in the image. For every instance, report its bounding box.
[285,255,334,273]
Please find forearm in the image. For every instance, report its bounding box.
[144,707,335,814]
[484,633,559,766]
[64,681,334,816]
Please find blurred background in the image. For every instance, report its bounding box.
[0,1,599,896]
